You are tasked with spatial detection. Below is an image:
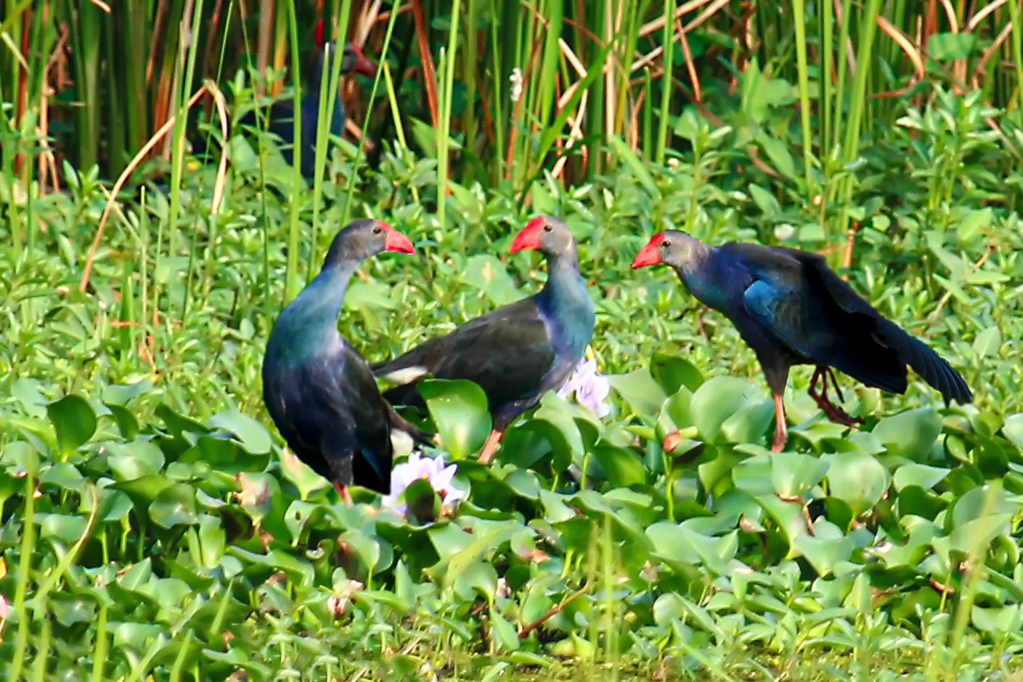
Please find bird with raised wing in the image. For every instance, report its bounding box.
[632,231,972,452]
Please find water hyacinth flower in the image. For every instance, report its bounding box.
[558,358,611,418]
[380,452,468,518]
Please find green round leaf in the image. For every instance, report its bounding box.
[47,394,97,457]
[892,463,950,492]
[589,444,647,488]
[208,409,272,455]
[419,379,492,460]
[821,451,890,516]
[650,352,704,395]
[689,375,762,442]
[149,482,199,529]
[871,408,941,460]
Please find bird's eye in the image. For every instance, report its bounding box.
[542,224,553,232]
[661,239,671,248]
[372,226,383,235]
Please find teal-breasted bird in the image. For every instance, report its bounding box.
[371,216,596,464]
[632,231,972,452]
[262,218,429,503]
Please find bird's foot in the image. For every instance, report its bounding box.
[815,397,865,427]
[808,366,865,428]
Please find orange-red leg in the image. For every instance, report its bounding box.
[333,481,354,506]
[771,393,788,453]
[477,430,504,465]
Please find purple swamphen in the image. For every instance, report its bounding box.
[371,216,596,465]
[240,21,376,180]
[632,231,972,452]
[262,219,428,504]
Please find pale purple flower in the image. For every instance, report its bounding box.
[380,452,467,517]
[558,358,612,418]
[0,594,7,621]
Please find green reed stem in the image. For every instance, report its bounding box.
[437,0,464,231]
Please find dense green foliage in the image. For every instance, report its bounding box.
[4,0,1023,679]
[3,81,1023,680]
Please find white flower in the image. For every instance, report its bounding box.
[0,594,8,621]
[509,68,524,103]
[380,452,467,518]
[558,358,612,418]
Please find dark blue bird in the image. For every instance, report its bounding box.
[239,22,376,180]
[632,231,972,452]
[262,218,427,503]
[371,216,596,464]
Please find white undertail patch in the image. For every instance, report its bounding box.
[380,366,430,385]
[389,429,415,458]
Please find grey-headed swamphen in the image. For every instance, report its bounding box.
[262,218,428,504]
[632,231,972,452]
[371,216,596,464]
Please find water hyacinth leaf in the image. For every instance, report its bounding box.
[37,512,88,543]
[107,439,166,481]
[230,547,315,586]
[794,521,855,577]
[589,444,647,488]
[110,474,175,513]
[39,462,85,492]
[403,478,442,524]
[533,392,586,454]
[428,523,475,562]
[689,376,762,442]
[489,610,521,652]
[197,515,227,568]
[340,529,384,573]
[156,404,208,439]
[461,254,522,306]
[102,379,155,406]
[47,394,97,457]
[608,368,667,418]
[721,399,777,445]
[821,452,889,517]
[105,403,140,440]
[770,452,829,498]
[871,408,941,460]
[949,484,1017,527]
[755,494,812,555]
[1002,414,1023,451]
[893,463,950,492]
[732,454,775,496]
[650,352,704,394]
[453,558,499,602]
[419,379,492,460]
[149,483,199,529]
[208,409,272,455]
[443,523,522,589]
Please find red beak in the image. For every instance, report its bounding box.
[381,221,415,254]
[631,234,665,269]
[510,216,546,254]
[351,46,377,77]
